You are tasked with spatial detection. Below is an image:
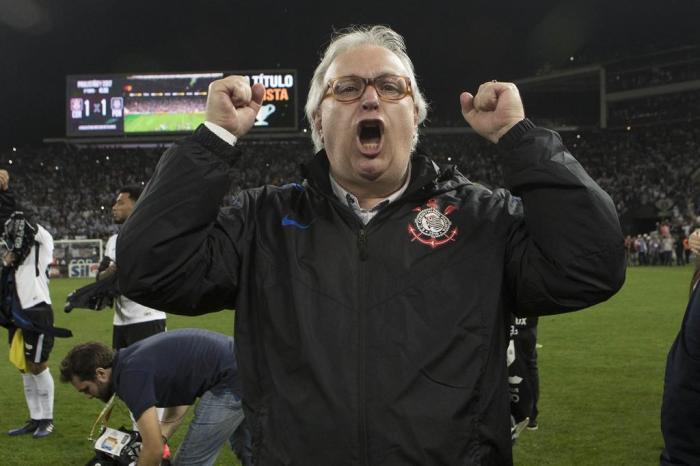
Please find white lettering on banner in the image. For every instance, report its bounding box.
[255,104,276,126]
[69,259,99,278]
[507,339,516,366]
[78,124,117,131]
[509,385,521,403]
[249,73,294,88]
[77,80,113,89]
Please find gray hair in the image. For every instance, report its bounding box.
[305,25,429,152]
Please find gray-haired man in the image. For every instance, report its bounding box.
[117,25,625,465]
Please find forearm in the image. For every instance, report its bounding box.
[136,443,163,466]
[117,125,241,313]
[159,405,190,440]
[135,407,165,466]
[96,263,116,281]
[507,123,622,248]
[502,121,625,313]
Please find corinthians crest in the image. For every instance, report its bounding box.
[407,199,459,248]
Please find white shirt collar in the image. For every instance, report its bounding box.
[329,165,411,225]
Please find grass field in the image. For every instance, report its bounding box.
[124,113,205,133]
[0,266,693,465]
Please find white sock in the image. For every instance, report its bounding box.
[32,368,54,420]
[22,373,41,420]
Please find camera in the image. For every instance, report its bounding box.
[85,426,141,466]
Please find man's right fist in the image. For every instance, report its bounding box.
[205,76,266,137]
[690,229,700,255]
[0,169,9,191]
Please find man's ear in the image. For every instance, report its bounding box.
[313,110,323,141]
[95,367,109,382]
[413,105,419,127]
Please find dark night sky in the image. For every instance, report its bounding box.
[0,0,698,145]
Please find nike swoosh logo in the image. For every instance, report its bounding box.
[281,215,311,229]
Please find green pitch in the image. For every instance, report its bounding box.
[0,266,694,465]
[512,265,691,466]
[124,112,205,133]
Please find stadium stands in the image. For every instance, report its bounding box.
[0,121,697,247]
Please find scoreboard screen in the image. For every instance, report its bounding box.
[66,70,298,137]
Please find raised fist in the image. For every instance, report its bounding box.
[205,76,266,137]
[460,81,525,144]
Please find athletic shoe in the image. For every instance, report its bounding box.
[527,419,538,431]
[33,420,54,438]
[8,419,39,436]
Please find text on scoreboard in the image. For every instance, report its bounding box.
[66,70,298,136]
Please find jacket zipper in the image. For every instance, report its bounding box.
[357,228,368,261]
[357,226,369,465]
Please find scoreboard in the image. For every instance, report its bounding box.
[66,70,298,137]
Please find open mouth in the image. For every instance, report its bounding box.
[356,120,384,156]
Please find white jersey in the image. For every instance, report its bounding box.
[105,234,167,326]
[15,224,53,309]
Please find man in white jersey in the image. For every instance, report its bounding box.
[97,185,166,349]
[0,171,73,439]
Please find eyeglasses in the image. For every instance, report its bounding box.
[325,74,413,102]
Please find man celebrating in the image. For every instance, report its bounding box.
[60,328,245,466]
[117,26,625,464]
[97,185,166,349]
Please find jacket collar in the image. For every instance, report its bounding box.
[301,150,466,199]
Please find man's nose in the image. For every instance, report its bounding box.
[361,85,380,111]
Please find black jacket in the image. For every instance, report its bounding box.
[118,121,625,465]
[660,283,700,465]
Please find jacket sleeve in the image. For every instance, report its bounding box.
[660,286,700,465]
[116,125,250,315]
[501,119,625,316]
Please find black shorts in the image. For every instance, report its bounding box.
[8,305,55,364]
[112,319,166,349]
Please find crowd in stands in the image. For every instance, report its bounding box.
[524,46,700,131]
[558,124,700,222]
[608,58,700,92]
[125,97,206,114]
[608,90,700,127]
[0,123,698,265]
[0,145,160,239]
